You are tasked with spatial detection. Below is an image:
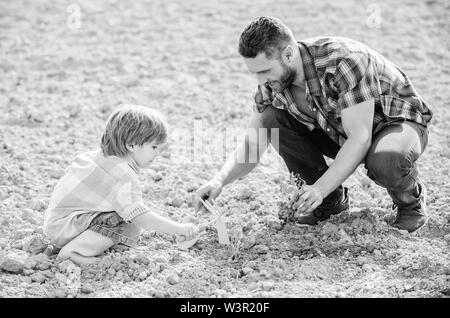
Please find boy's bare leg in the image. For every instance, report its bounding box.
[58,230,115,265]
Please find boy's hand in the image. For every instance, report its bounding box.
[176,223,197,242]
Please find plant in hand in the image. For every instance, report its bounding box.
[277,172,306,227]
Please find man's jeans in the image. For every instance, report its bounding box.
[260,106,429,207]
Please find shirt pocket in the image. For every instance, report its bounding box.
[326,97,340,117]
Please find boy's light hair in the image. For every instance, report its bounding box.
[101,104,168,157]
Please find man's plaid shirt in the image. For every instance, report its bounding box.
[44,150,149,247]
[253,37,433,146]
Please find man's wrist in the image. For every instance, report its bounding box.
[314,181,330,199]
[211,173,226,186]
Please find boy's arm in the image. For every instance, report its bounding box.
[131,207,186,235]
[115,180,195,239]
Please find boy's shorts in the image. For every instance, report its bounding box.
[88,212,140,247]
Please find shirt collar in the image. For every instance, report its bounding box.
[127,156,141,175]
[272,41,322,104]
[297,41,322,97]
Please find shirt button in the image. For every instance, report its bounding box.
[313,108,317,111]
[326,128,330,132]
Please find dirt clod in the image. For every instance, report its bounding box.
[167,273,180,285]
[0,257,25,274]
[22,235,47,255]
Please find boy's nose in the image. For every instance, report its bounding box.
[159,143,169,151]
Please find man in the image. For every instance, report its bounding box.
[194,17,432,233]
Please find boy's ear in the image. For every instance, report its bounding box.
[126,144,136,153]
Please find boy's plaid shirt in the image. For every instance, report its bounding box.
[253,37,433,146]
[44,150,149,247]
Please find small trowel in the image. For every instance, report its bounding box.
[199,198,230,245]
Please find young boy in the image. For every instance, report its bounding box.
[44,104,197,264]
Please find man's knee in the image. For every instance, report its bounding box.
[365,151,416,190]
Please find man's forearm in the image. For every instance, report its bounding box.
[213,112,269,187]
[314,137,371,198]
[214,139,260,186]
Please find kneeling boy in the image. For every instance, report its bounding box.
[44,105,197,264]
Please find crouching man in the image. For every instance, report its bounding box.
[194,16,433,233]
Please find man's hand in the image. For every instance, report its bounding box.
[291,185,324,217]
[176,223,197,242]
[193,178,224,213]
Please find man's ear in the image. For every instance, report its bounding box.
[282,45,294,63]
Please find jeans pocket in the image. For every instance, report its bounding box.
[422,126,429,150]
[92,212,121,227]
[410,122,428,152]
[105,213,122,227]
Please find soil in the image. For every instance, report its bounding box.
[0,0,449,298]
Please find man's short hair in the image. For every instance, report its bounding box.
[238,16,295,59]
[100,104,168,157]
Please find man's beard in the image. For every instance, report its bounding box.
[266,61,297,93]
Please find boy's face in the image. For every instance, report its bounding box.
[128,140,162,168]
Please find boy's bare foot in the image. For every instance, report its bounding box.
[57,250,98,265]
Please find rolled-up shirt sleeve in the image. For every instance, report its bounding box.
[333,52,381,111]
[114,180,148,222]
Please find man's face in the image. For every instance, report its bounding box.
[244,50,297,94]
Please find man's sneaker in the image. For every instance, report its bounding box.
[393,181,428,233]
[295,187,350,225]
